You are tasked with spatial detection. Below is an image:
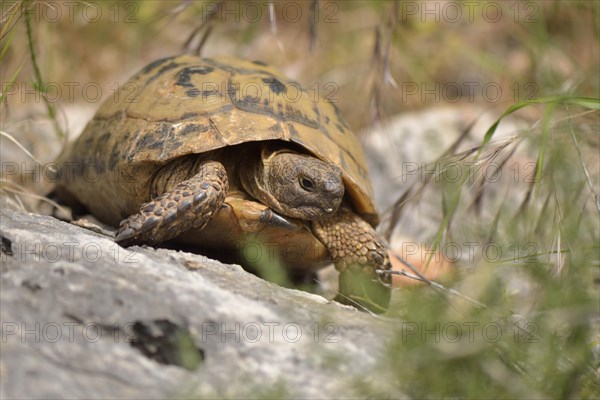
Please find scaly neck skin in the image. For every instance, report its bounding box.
[238,145,287,214]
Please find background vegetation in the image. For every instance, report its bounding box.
[1,0,599,398]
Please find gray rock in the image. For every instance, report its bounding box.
[0,208,399,399]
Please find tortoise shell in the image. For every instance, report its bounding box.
[56,55,378,227]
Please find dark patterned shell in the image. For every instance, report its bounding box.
[56,55,378,225]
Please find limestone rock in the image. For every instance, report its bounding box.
[0,209,398,399]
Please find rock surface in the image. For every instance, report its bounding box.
[0,209,399,399]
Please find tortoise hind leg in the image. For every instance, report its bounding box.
[312,207,392,313]
[115,160,228,247]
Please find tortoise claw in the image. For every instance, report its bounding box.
[115,227,136,243]
[259,208,298,230]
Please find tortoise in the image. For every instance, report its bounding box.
[53,55,392,312]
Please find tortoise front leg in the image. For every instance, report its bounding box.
[115,161,228,247]
[312,207,392,313]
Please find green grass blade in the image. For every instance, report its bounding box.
[482,96,600,149]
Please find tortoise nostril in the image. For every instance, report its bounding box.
[324,180,341,193]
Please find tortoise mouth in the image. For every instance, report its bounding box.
[284,204,339,221]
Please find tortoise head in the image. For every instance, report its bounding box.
[241,146,344,220]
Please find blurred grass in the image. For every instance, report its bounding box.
[382,98,599,398]
[1,1,599,398]
[3,1,598,128]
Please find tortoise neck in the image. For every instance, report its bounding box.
[238,145,267,204]
[238,143,289,212]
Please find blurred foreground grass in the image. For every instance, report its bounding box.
[1,1,599,398]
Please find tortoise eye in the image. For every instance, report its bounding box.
[300,177,314,192]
